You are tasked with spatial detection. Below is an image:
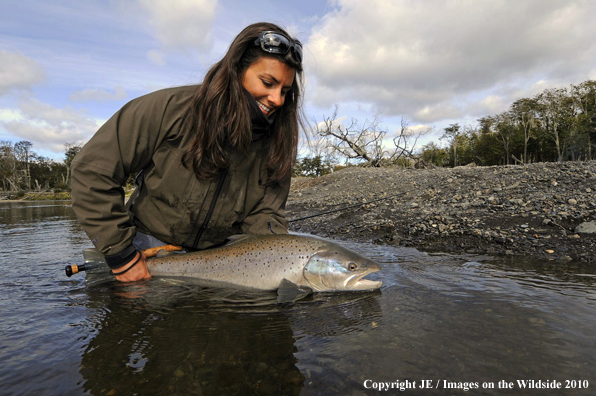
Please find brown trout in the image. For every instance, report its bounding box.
[146,234,382,303]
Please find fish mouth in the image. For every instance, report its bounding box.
[346,270,382,290]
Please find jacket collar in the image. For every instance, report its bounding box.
[243,87,277,140]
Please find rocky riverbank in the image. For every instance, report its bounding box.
[286,161,596,263]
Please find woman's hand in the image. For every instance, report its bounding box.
[112,251,151,282]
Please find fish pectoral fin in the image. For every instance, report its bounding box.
[277,279,312,304]
[155,249,171,258]
[82,248,106,264]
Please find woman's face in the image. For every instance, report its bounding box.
[241,57,295,117]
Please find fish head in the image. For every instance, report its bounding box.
[303,244,382,292]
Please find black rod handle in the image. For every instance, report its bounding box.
[65,264,86,277]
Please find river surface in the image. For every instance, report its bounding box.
[1,201,595,395]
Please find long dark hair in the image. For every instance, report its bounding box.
[183,22,304,183]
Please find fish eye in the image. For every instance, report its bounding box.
[348,262,358,271]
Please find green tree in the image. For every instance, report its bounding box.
[536,88,569,162]
[440,123,462,166]
[29,155,57,190]
[14,140,33,189]
[293,156,334,177]
[0,141,17,191]
[570,80,596,160]
[511,98,538,164]
[419,142,449,167]
[64,142,82,187]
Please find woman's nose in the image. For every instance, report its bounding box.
[269,89,284,107]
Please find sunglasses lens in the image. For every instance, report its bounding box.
[262,33,290,54]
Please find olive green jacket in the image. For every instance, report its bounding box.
[71,85,290,265]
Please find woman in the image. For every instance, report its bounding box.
[71,23,304,282]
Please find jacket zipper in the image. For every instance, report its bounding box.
[193,168,229,249]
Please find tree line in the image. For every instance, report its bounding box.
[292,79,596,177]
[421,80,596,167]
[0,141,81,192]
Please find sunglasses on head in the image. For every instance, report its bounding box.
[253,31,303,64]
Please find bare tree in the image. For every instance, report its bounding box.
[312,105,426,168]
[385,118,428,166]
[314,105,388,166]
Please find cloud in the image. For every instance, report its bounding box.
[147,49,166,66]
[1,98,101,154]
[472,95,510,116]
[137,0,217,50]
[414,103,461,123]
[0,109,23,123]
[307,0,596,123]
[405,123,433,136]
[0,50,46,96]
[69,86,127,102]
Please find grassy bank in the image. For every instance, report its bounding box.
[10,192,72,200]
[0,191,71,201]
[1,188,135,201]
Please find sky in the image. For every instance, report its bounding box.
[1,0,595,162]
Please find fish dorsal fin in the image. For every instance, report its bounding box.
[225,234,253,245]
[277,279,312,304]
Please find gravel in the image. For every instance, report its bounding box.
[287,161,596,263]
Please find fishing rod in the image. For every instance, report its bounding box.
[288,188,418,223]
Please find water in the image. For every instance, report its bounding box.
[1,201,595,395]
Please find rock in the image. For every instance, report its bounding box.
[575,221,596,234]
[287,161,596,264]
[174,368,185,378]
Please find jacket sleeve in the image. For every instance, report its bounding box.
[241,175,291,235]
[71,91,172,266]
